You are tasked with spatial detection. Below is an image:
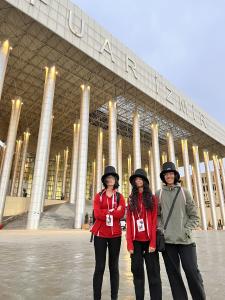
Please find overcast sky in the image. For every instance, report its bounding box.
[72,0,225,126]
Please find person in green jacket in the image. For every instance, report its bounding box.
[156,162,206,300]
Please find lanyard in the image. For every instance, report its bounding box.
[136,200,143,219]
[107,193,115,211]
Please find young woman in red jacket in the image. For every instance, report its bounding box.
[126,168,162,300]
[91,165,126,300]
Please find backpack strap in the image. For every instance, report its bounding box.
[99,189,105,202]
[163,187,181,231]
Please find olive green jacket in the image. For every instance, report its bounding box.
[156,185,199,244]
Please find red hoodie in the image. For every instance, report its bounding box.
[126,194,158,251]
[91,190,126,238]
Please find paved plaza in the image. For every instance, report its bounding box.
[0,230,224,300]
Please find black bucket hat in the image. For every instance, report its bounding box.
[101,165,119,183]
[160,162,180,181]
[129,168,149,185]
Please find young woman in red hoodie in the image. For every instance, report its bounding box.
[126,168,162,300]
[91,166,126,300]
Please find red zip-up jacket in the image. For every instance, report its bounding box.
[126,194,158,251]
[91,190,126,238]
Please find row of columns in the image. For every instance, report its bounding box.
[213,155,225,223]
[0,98,23,222]
[52,153,60,200]
[4,130,30,198]
[1,92,225,230]
[17,131,30,197]
[0,39,225,231]
[10,139,22,196]
[86,111,225,232]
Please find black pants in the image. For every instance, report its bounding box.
[93,235,121,300]
[131,241,162,300]
[162,243,206,300]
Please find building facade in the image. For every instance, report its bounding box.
[0,0,225,230]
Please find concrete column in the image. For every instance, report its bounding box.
[41,115,53,210]
[161,151,167,165]
[219,158,225,195]
[96,127,103,193]
[10,139,22,196]
[0,98,23,224]
[74,84,90,229]
[117,135,122,192]
[0,146,6,175]
[203,150,217,229]
[62,147,69,199]
[0,40,11,102]
[108,99,117,168]
[191,165,200,208]
[151,122,161,191]
[192,145,207,230]
[52,153,60,200]
[213,155,225,225]
[102,154,105,174]
[27,66,57,229]
[91,160,96,200]
[176,157,179,170]
[70,122,80,204]
[133,111,142,170]
[181,139,192,194]
[128,154,132,195]
[17,130,30,197]
[167,131,176,164]
[149,149,155,194]
[144,165,149,177]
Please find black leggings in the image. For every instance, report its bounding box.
[93,235,121,300]
[162,243,206,300]
[131,240,162,300]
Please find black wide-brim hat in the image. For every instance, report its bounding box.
[160,162,180,181]
[129,168,149,185]
[101,165,119,183]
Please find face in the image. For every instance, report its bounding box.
[105,175,115,187]
[135,177,144,188]
[164,172,175,185]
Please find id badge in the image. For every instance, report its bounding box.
[137,219,145,232]
[106,214,113,227]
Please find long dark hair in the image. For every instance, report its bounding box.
[129,179,153,211]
